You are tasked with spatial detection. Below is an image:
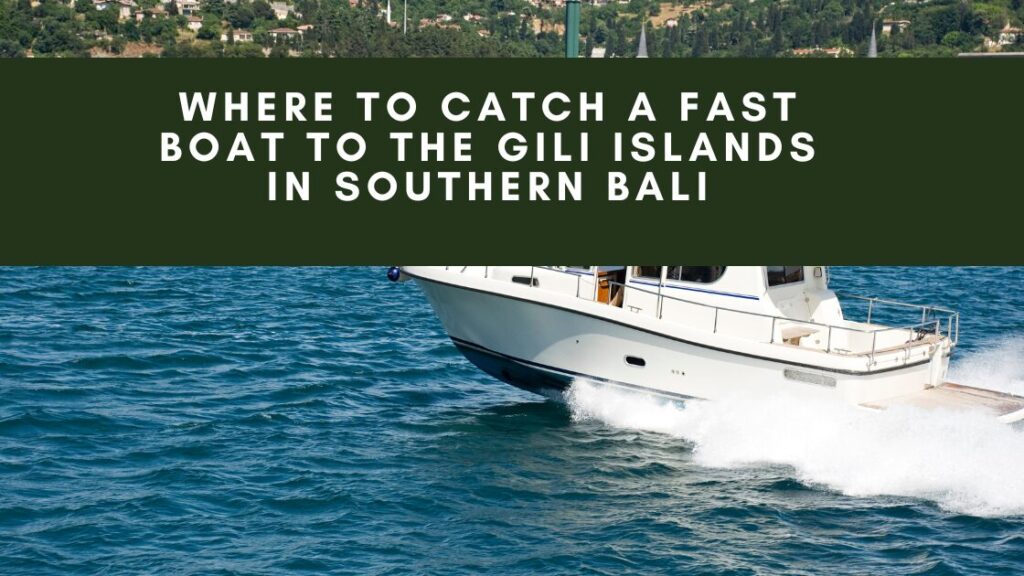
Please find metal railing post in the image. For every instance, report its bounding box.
[657,282,663,319]
[713,308,719,333]
[867,298,874,324]
[826,326,832,353]
[530,266,535,287]
[770,317,776,343]
[870,332,877,366]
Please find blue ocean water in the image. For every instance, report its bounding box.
[1,267,1023,575]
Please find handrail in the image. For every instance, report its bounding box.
[606,279,952,364]
[609,279,946,337]
[834,291,959,346]
[837,292,957,316]
[441,266,959,363]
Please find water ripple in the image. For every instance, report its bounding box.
[0,267,1022,574]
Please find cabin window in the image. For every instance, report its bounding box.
[767,266,805,286]
[664,266,727,284]
[632,266,662,280]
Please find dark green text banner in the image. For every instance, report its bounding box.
[1,59,1020,264]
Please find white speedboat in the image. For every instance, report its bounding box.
[391,266,1024,423]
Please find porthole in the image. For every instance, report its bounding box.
[625,355,646,368]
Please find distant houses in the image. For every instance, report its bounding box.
[175,0,200,16]
[983,22,1021,49]
[791,46,853,58]
[881,19,911,36]
[116,0,135,21]
[134,6,168,23]
[268,27,299,40]
[104,0,317,47]
[999,23,1021,45]
[84,0,910,59]
[221,29,254,42]
[271,2,292,19]
[93,0,136,21]
[418,14,459,29]
[268,25,312,40]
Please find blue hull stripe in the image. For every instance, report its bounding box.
[628,279,760,301]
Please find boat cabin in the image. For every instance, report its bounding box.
[458,265,957,363]
[564,265,837,323]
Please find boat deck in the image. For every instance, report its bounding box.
[862,383,1024,423]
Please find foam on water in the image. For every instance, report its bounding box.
[3,267,1024,574]
[566,340,1024,518]
[949,335,1024,396]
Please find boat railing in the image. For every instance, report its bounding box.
[442,266,958,366]
[605,280,954,363]
[835,292,959,346]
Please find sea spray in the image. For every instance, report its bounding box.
[949,335,1024,396]
[565,378,1024,517]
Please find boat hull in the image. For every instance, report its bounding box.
[411,272,942,405]
[453,339,575,396]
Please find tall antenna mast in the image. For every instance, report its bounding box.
[868,20,878,57]
[403,0,407,34]
[637,20,648,57]
[565,0,580,58]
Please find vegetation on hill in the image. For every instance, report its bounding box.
[0,0,1021,57]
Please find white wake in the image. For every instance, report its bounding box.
[949,335,1024,396]
[566,338,1024,518]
